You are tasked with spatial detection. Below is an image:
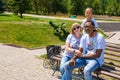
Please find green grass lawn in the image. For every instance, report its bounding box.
[0,14,108,49]
[0,14,80,48]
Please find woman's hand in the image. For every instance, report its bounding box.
[75,51,82,58]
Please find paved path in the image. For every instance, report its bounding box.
[0,44,60,80]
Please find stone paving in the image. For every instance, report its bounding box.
[0,44,60,80]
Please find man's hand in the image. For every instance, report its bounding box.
[69,59,75,66]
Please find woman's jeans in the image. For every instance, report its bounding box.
[62,58,100,80]
[60,56,71,76]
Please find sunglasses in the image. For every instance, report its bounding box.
[84,25,91,28]
[73,26,80,30]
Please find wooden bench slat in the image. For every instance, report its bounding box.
[100,71,120,79]
[72,74,83,79]
[105,51,120,57]
[106,43,120,49]
[104,61,120,68]
[103,64,120,71]
[52,56,61,61]
[56,55,62,58]
[106,47,120,52]
[101,67,120,75]
[104,56,120,62]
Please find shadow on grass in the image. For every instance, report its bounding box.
[3,43,44,50]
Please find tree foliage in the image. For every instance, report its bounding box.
[3,0,31,18]
[67,0,84,15]
[3,0,120,16]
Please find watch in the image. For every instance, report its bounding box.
[82,54,85,58]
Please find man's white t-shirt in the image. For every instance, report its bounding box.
[80,33,105,66]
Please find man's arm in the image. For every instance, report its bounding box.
[83,49,102,58]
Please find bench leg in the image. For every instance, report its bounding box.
[52,69,57,76]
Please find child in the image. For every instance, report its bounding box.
[81,7,99,34]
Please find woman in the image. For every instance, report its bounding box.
[60,23,83,76]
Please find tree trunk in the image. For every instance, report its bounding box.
[20,10,23,18]
[33,0,39,15]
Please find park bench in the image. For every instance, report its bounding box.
[50,42,120,80]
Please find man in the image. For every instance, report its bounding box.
[62,20,105,80]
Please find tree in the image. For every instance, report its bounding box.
[106,0,118,16]
[0,0,4,13]
[67,0,84,15]
[85,0,94,8]
[32,0,39,14]
[16,0,31,18]
[38,0,52,15]
[92,0,102,15]
[101,0,107,15]
[115,0,120,16]
[50,0,58,15]
[117,1,120,16]
[3,0,120,16]
[6,0,31,18]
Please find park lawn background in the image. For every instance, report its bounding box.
[0,14,80,49]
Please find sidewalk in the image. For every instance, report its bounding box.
[0,44,60,80]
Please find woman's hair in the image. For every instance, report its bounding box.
[71,23,81,34]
